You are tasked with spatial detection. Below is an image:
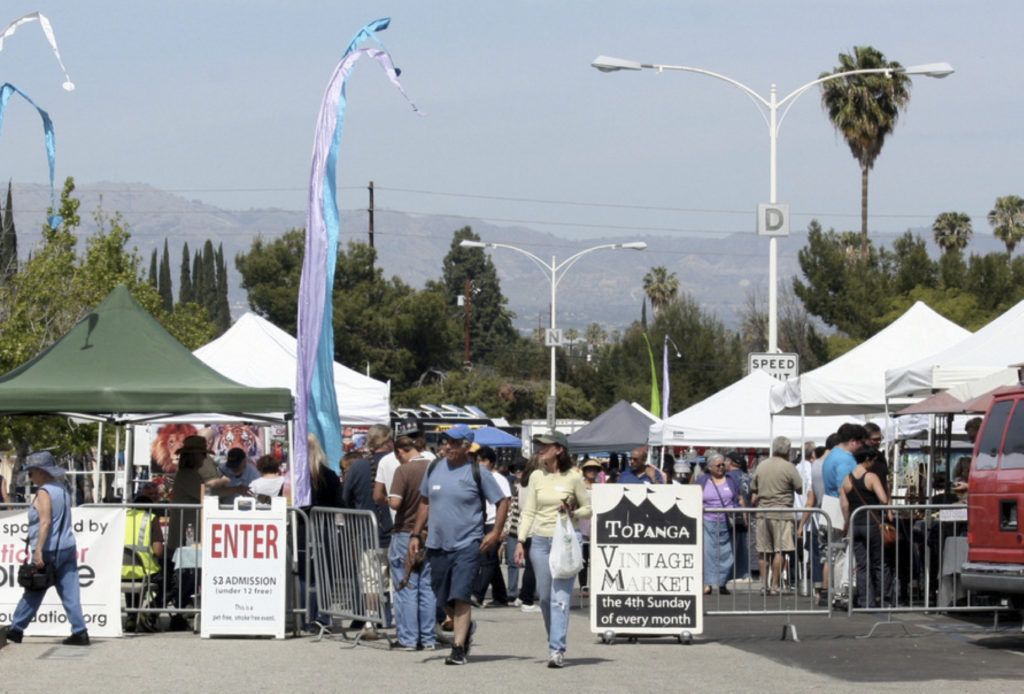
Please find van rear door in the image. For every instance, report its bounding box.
[968,396,1024,563]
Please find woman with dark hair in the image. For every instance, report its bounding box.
[514,432,591,669]
[840,447,892,608]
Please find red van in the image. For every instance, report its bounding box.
[961,386,1024,603]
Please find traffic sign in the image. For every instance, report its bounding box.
[757,203,790,237]
[748,352,799,381]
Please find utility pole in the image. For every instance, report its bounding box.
[463,278,472,367]
[367,180,375,250]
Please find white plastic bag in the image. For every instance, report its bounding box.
[549,513,583,579]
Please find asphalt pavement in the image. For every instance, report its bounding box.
[2,599,1024,694]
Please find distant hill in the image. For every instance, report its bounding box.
[8,182,1007,335]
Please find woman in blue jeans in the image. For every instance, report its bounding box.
[1,452,89,647]
[514,431,591,669]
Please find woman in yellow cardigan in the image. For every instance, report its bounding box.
[514,431,591,669]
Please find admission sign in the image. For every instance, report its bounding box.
[590,484,703,639]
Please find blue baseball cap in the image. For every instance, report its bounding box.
[443,423,475,443]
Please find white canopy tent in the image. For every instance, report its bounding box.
[194,312,391,425]
[770,301,971,416]
[885,297,1024,399]
[650,370,853,449]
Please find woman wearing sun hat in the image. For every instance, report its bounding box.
[1,451,89,647]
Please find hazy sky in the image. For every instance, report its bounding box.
[1,1,1020,248]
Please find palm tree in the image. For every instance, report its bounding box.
[987,195,1024,254]
[931,211,973,254]
[820,46,912,259]
[642,266,679,316]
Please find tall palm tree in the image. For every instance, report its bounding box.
[820,46,912,259]
[931,211,973,254]
[642,266,679,316]
[987,195,1024,254]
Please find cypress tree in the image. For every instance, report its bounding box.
[148,249,158,287]
[200,240,216,312]
[0,180,17,283]
[214,243,231,330]
[179,242,193,304]
[158,239,173,311]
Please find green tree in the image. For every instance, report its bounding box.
[213,243,231,331]
[179,242,193,304]
[236,229,305,334]
[890,231,936,293]
[432,227,518,364]
[792,221,889,339]
[820,46,912,258]
[147,249,158,287]
[932,211,973,254]
[642,266,679,316]
[0,181,17,284]
[987,195,1024,254]
[158,239,173,312]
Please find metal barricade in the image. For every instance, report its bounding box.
[845,503,1004,623]
[307,506,389,645]
[703,506,836,637]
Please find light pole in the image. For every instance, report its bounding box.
[460,239,646,429]
[591,55,953,353]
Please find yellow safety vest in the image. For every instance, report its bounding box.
[122,508,160,579]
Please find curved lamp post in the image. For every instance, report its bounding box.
[460,239,647,429]
[591,55,953,353]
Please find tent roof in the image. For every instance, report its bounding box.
[194,312,390,425]
[886,297,1024,399]
[0,286,293,417]
[894,390,966,416]
[470,425,522,448]
[567,400,658,453]
[653,371,854,449]
[771,301,971,416]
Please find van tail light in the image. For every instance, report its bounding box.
[967,531,974,545]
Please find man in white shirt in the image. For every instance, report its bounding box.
[470,445,511,607]
[373,419,434,521]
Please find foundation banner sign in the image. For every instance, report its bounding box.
[201,496,286,639]
[590,484,703,636]
[1,506,124,637]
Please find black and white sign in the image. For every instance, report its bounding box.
[201,496,286,639]
[748,352,799,381]
[590,485,703,637]
[757,203,790,237]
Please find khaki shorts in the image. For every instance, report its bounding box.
[756,515,796,553]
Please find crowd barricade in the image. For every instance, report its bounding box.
[702,506,836,629]
[115,502,309,635]
[844,503,1005,624]
[306,506,388,643]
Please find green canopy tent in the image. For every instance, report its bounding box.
[0,285,293,497]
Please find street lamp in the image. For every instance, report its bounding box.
[591,55,953,353]
[460,239,646,429]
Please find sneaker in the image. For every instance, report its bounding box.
[469,596,484,608]
[548,651,565,668]
[419,642,437,650]
[63,630,90,646]
[397,643,418,651]
[512,597,523,607]
[521,603,541,613]
[466,620,477,655]
[445,645,467,665]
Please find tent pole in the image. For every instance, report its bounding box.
[287,417,296,505]
[114,425,121,500]
[95,421,103,504]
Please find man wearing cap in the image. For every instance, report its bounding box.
[373,419,434,522]
[409,424,508,665]
[618,447,665,484]
[211,447,260,501]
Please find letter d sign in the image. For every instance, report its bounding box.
[757,203,790,237]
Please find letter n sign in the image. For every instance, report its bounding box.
[757,203,790,237]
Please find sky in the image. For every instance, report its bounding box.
[0,1,1021,253]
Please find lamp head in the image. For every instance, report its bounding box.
[901,62,955,78]
[459,240,487,249]
[619,241,647,250]
[591,56,644,72]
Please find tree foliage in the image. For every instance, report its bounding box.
[932,211,973,254]
[988,195,1024,254]
[642,266,679,316]
[820,46,912,257]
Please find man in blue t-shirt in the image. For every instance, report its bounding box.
[618,447,665,484]
[822,424,867,498]
[409,424,508,666]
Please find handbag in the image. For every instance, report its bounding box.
[549,512,583,579]
[850,473,896,547]
[17,486,69,592]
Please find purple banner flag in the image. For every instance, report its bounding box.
[293,18,420,506]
